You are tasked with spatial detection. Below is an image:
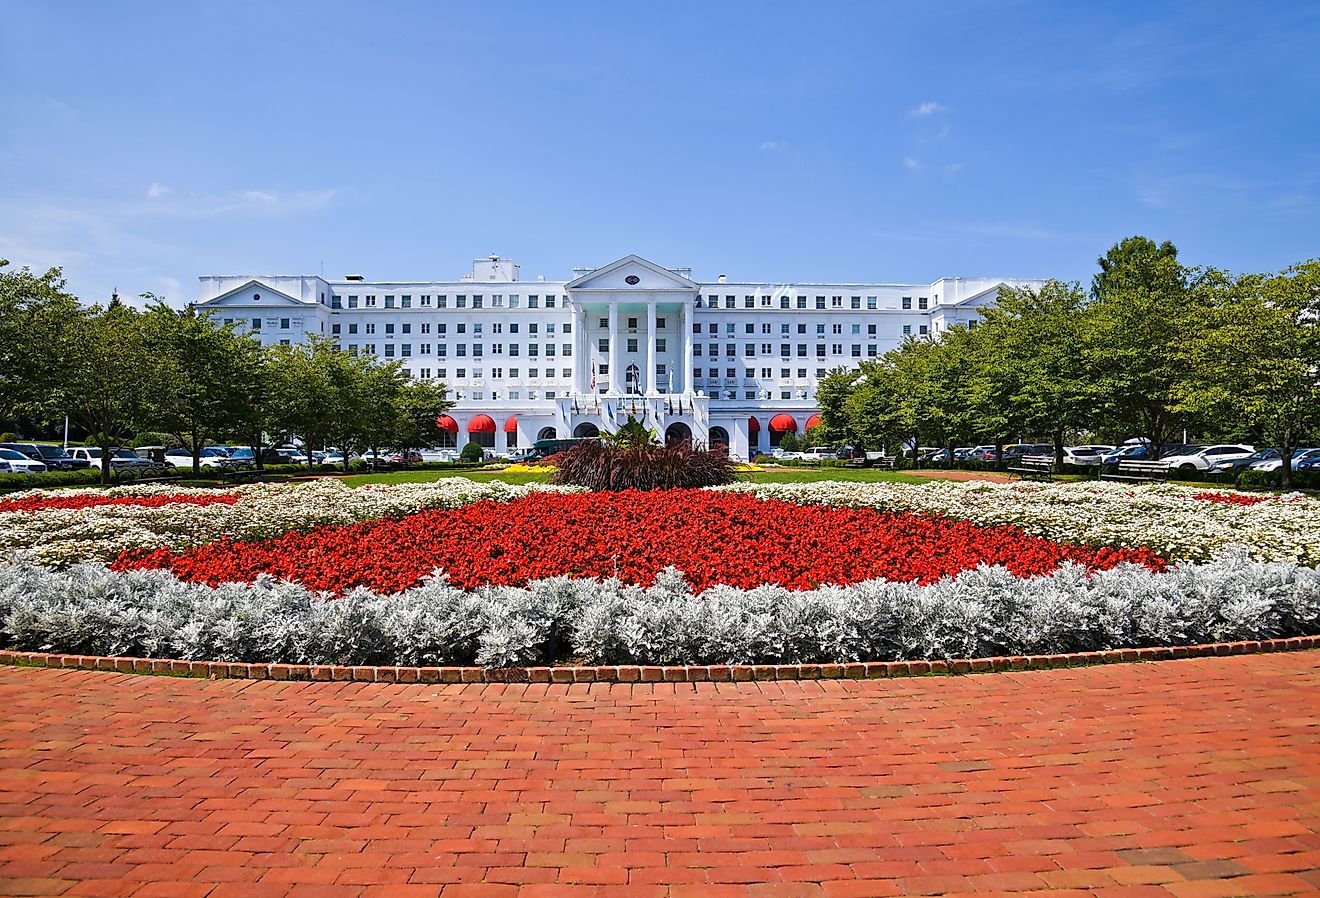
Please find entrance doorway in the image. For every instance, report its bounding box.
[664,422,692,446]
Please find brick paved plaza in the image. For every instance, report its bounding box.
[0,653,1316,897]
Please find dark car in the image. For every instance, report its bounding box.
[0,442,91,470]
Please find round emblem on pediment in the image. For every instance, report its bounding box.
[624,275,641,285]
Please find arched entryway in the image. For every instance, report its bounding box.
[467,414,497,449]
[665,422,692,446]
[537,426,557,441]
[709,426,729,449]
[768,413,797,448]
[625,363,641,394]
[573,423,600,438]
[435,414,459,449]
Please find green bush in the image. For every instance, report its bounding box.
[0,469,103,490]
[460,442,485,463]
[0,432,15,443]
[131,432,180,449]
[551,440,736,491]
[1236,469,1320,491]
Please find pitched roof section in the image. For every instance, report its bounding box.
[566,255,698,292]
[195,279,307,308]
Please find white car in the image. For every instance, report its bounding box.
[419,449,458,463]
[800,447,836,462]
[1250,447,1320,472]
[1159,444,1255,472]
[1060,446,1111,467]
[0,448,48,474]
[164,448,231,469]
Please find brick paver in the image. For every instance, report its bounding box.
[0,653,1317,897]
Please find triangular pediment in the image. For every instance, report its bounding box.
[566,255,697,292]
[197,279,306,308]
[952,283,1008,307]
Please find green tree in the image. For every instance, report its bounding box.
[978,280,1092,465]
[0,261,84,423]
[53,302,171,484]
[389,379,455,458]
[141,299,266,475]
[1083,236,1198,454]
[1174,261,1320,487]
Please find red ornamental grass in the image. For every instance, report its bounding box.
[0,493,241,514]
[113,490,1166,595]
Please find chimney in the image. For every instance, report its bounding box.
[718,274,727,283]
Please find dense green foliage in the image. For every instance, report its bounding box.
[0,261,453,482]
[816,239,1320,486]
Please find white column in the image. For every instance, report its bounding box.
[646,301,657,395]
[607,303,621,394]
[573,303,586,393]
[681,301,694,394]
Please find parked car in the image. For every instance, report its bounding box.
[1101,444,1150,465]
[1250,447,1320,473]
[1208,447,1280,474]
[1159,444,1255,472]
[225,447,287,466]
[0,443,91,470]
[1001,443,1053,462]
[800,447,836,463]
[418,448,457,463]
[164,447,233,469]
[1296,454,1320,472]
[67,447,158,470]
[0,448,47,474]
[1060,446,1107,467]
[387,450,424,464]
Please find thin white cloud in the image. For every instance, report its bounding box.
[147,182,171,199]
[908,101,945,118]
[758,140,783,152]
[242,190,279,204]
[902,156,922,171]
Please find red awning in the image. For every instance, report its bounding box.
[769,414,798,433]
[504,416,518,433]
[468,414,497,433]
[806,413,823,429]
[435,414,458,433]
[748,416,760,433]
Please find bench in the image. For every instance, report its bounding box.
[219,469,264,484]
[1008,454,1056,480]
[1101,459,1171,483]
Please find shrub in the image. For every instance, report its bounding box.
[131,432,179,449]
[0,552,1316,666]
[0,432,16,443]
[460,441,485,463]
[0,469,104,491]
[551,439,736,491]
[1237,469,1320,491]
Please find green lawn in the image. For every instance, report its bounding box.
[339,466,945,488]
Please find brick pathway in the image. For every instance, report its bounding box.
[0,654,1317,897]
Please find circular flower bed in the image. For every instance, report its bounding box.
[114,490,1165,593]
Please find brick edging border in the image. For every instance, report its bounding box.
[1,637,1317,684]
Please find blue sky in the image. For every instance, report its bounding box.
[2,1,1317,305]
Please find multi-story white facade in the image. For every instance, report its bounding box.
[195,254,1044,459]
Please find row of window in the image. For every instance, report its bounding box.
[332,294,565,310]
[694,341,910,359]
[332,320,570,336]
[697,295,932,310]
[339,343,576,359]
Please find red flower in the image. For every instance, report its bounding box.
[113,490,1166,594]
[0,493,241,514]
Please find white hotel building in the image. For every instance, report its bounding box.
[196,254,1043,460]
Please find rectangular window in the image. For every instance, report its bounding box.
[902,324,912,335]
[815,296,826,309]
[457,344,467,357]
[456,295,467,308]
[347,296,359,309]
[919,324,929,334]
[437,295,447,308]
[509,344,520,357]
[627,338,638,352]
[868,345,878,357]
[745,344,755,356]
[457,323,466,334]
[867,296,877,310]
[798,344,808,357]
[331,295,343,309]
[528,295,539,308]
[545,295,556,307]
[251,318,261,331]
[744,296,755,308]
[438,344,447,357]
[421,344,431,354]
[402,323,411,334]
[438,323,447,334]
[474,323,483,335]
[545,344,556,357]
[421,295,431,307]
[473,345,483,358]
[365,296,377,308]
[655,317,665,329]
[656,338,666,352]
[365,322,376,335]
[562,344,572,356]
[331,323,341,335]
[868,324,877,336]
[919,297,928,310]
[780,344,790,358]
[694,344,703,357]
[384,323,395,335]
[509,323,518,334]
[384,295,395,309]
[796,296,807,309]
[528,344,539,357]
[851,345,861,357]
[850,296,861,309]
[902,297,912,310]
[401,344,412,357]
[780,297,790,309]
[599,338,609,352]
[817,324,826,335]
[851,324,860,335]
